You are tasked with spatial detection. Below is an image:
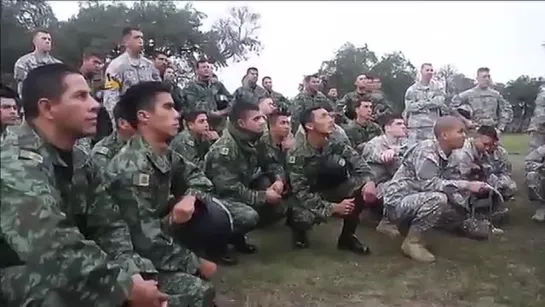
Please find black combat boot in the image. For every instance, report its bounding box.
[230,234,258,254]
[337,218,371,255]
[205,244,239,266]
[291,229,310,249]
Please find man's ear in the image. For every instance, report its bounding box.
[37,97,55,120]
[137,110,150,123]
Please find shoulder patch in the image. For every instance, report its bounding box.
[338,158,346,167]
[132,173,150,187]
[19,150,43,164]
[104,79,120,90]
[220,147,229,155]
[185,140,195,146]
[288,156,296,164]
[96,147,109,156]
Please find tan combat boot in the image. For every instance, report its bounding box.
[401,227,435,262]
[375,218,401,238]
[531,207,545,222]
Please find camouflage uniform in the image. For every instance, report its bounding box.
[0,123,156,307]
[342,120,383,153]
[170,130,215,169]
[264,89,290,110]
[232,84,267,105]
[204,123,287,234]
[338,90,393,122]
[287,136,375,231]
[102,53,162,128]
[527,86,545,154]
[182,79,233,132]
[290,90,335,132]
[14,52,62,97]
[525,144,545,221]
[403,81,448,145]
[101,134,219,307]
[451,86,513,132]
[90,131,129,169]
[295,124,351,146]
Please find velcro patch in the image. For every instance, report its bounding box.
[96,147,109,156]
[220,147,229,155]
[186,140,195,146]
[288,156,296,164]
[132,173,150,187]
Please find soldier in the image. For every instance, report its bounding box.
[13,29,62,98]
[295,103,351,146]
[103,26,162,129]
[287,106,376,253]
[162,66,184,121]
[338,74,392,123]
[343,96,383,153]
[290,74,336,132]
[1,64,168,307]
[526,144,545,222]
[204,101,288,255]
[183,59,232,133]
[152,51,169,79]
[91,103,136,169]
[101,81,234,305]
[451,67,513,133]
[361,114,408,237]
[170,111,219,169]
[403,63,448,145]
[0,84,20,140]
[262,76,290,109]
[232,67,267,106]
[527,85,545,153]
[327,87,339,104]
[382,116,489,262]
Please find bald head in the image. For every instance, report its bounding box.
[433,116,464,138]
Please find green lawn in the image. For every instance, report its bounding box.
[501,133,530,154]
[213,153,545,307]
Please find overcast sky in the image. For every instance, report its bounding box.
[48,1,545,97]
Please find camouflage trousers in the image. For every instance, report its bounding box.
[291,178,365,231]
[526,170,545,209]
[528,131,545,154]
[407,126,434,146]
[384,192,447,232]
[158,271,215,307]
[222,198,287,234]
[488,174,517,200]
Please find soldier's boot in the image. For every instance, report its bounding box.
[291,229,310,249]
[375,218,401,238]
[337,219,371,255]
[205,244,238,266]
[230,234,258,254]
[401,227,435,263]
[531,207,545,222]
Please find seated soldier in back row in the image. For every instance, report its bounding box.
[287,106,377,254]
[343,95,383,154]
[170,111,219,169]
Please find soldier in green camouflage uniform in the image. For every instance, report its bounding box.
[182,59,233,133]
[233,67,267,106]
[290,74,336,132]
[527,85,545,153]
[100,82,231,305]
[287,106,376,253]
[338,74,393,124]
[343,96,383,153]
[1,64,167,307]
[0,84,19,141]
[262,76,290,109]
[170,111,219,169]
[526,144,545,222]
[204,102,288,254]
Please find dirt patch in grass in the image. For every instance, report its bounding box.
[213,153,544,307]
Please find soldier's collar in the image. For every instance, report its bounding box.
[302,135,330,157]
[433,139,449,161]
[133,134,171,173]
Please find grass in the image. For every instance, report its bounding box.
[212,134,544,307]
[501,133,529,155]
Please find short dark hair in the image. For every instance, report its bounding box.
[152,51,167,59]
[122,26,140,37]
[363,73,377,79]
[185,110,207,123]
[477,125,498,141]
[32,29,50,39]
[352,95,373,111]
[262,76,271,83]
[22,63,81,120]
[268,107,291,126]
[304,74,320,83]
[83,50,103,60]
[477,67,490,74]
[246,67,258,75]
[113,102,126,128]
[118,81,172,128]
[299,106,327,131]
[421,63,433,70]
[381,113,404,130]
[229,101,260,123]
[195,59,209,69]
[0,84,18,100]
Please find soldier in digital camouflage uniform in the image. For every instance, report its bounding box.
[382,116,491,262]
[287,106,377,253]
[232,67,267,106]
[451,67,513,134]
[0,64,169,307]
[13,29,62,98]
[403,63,449,145]
[90,103,136,170]
[343,95,383,153]
[338,74,392,124]
[182,59,232,133]
[525,144,545,222]
[170,111,219,170]
[102,27,162,130]
[100,82,232,305]
[527,85,545,153]
[0,84,20,141]
[262,76,290,110]
[204,102,288,255]
[361,114,408,237]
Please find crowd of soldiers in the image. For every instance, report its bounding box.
[1,26,545,307]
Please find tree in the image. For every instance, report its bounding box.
[503,76,545,132]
